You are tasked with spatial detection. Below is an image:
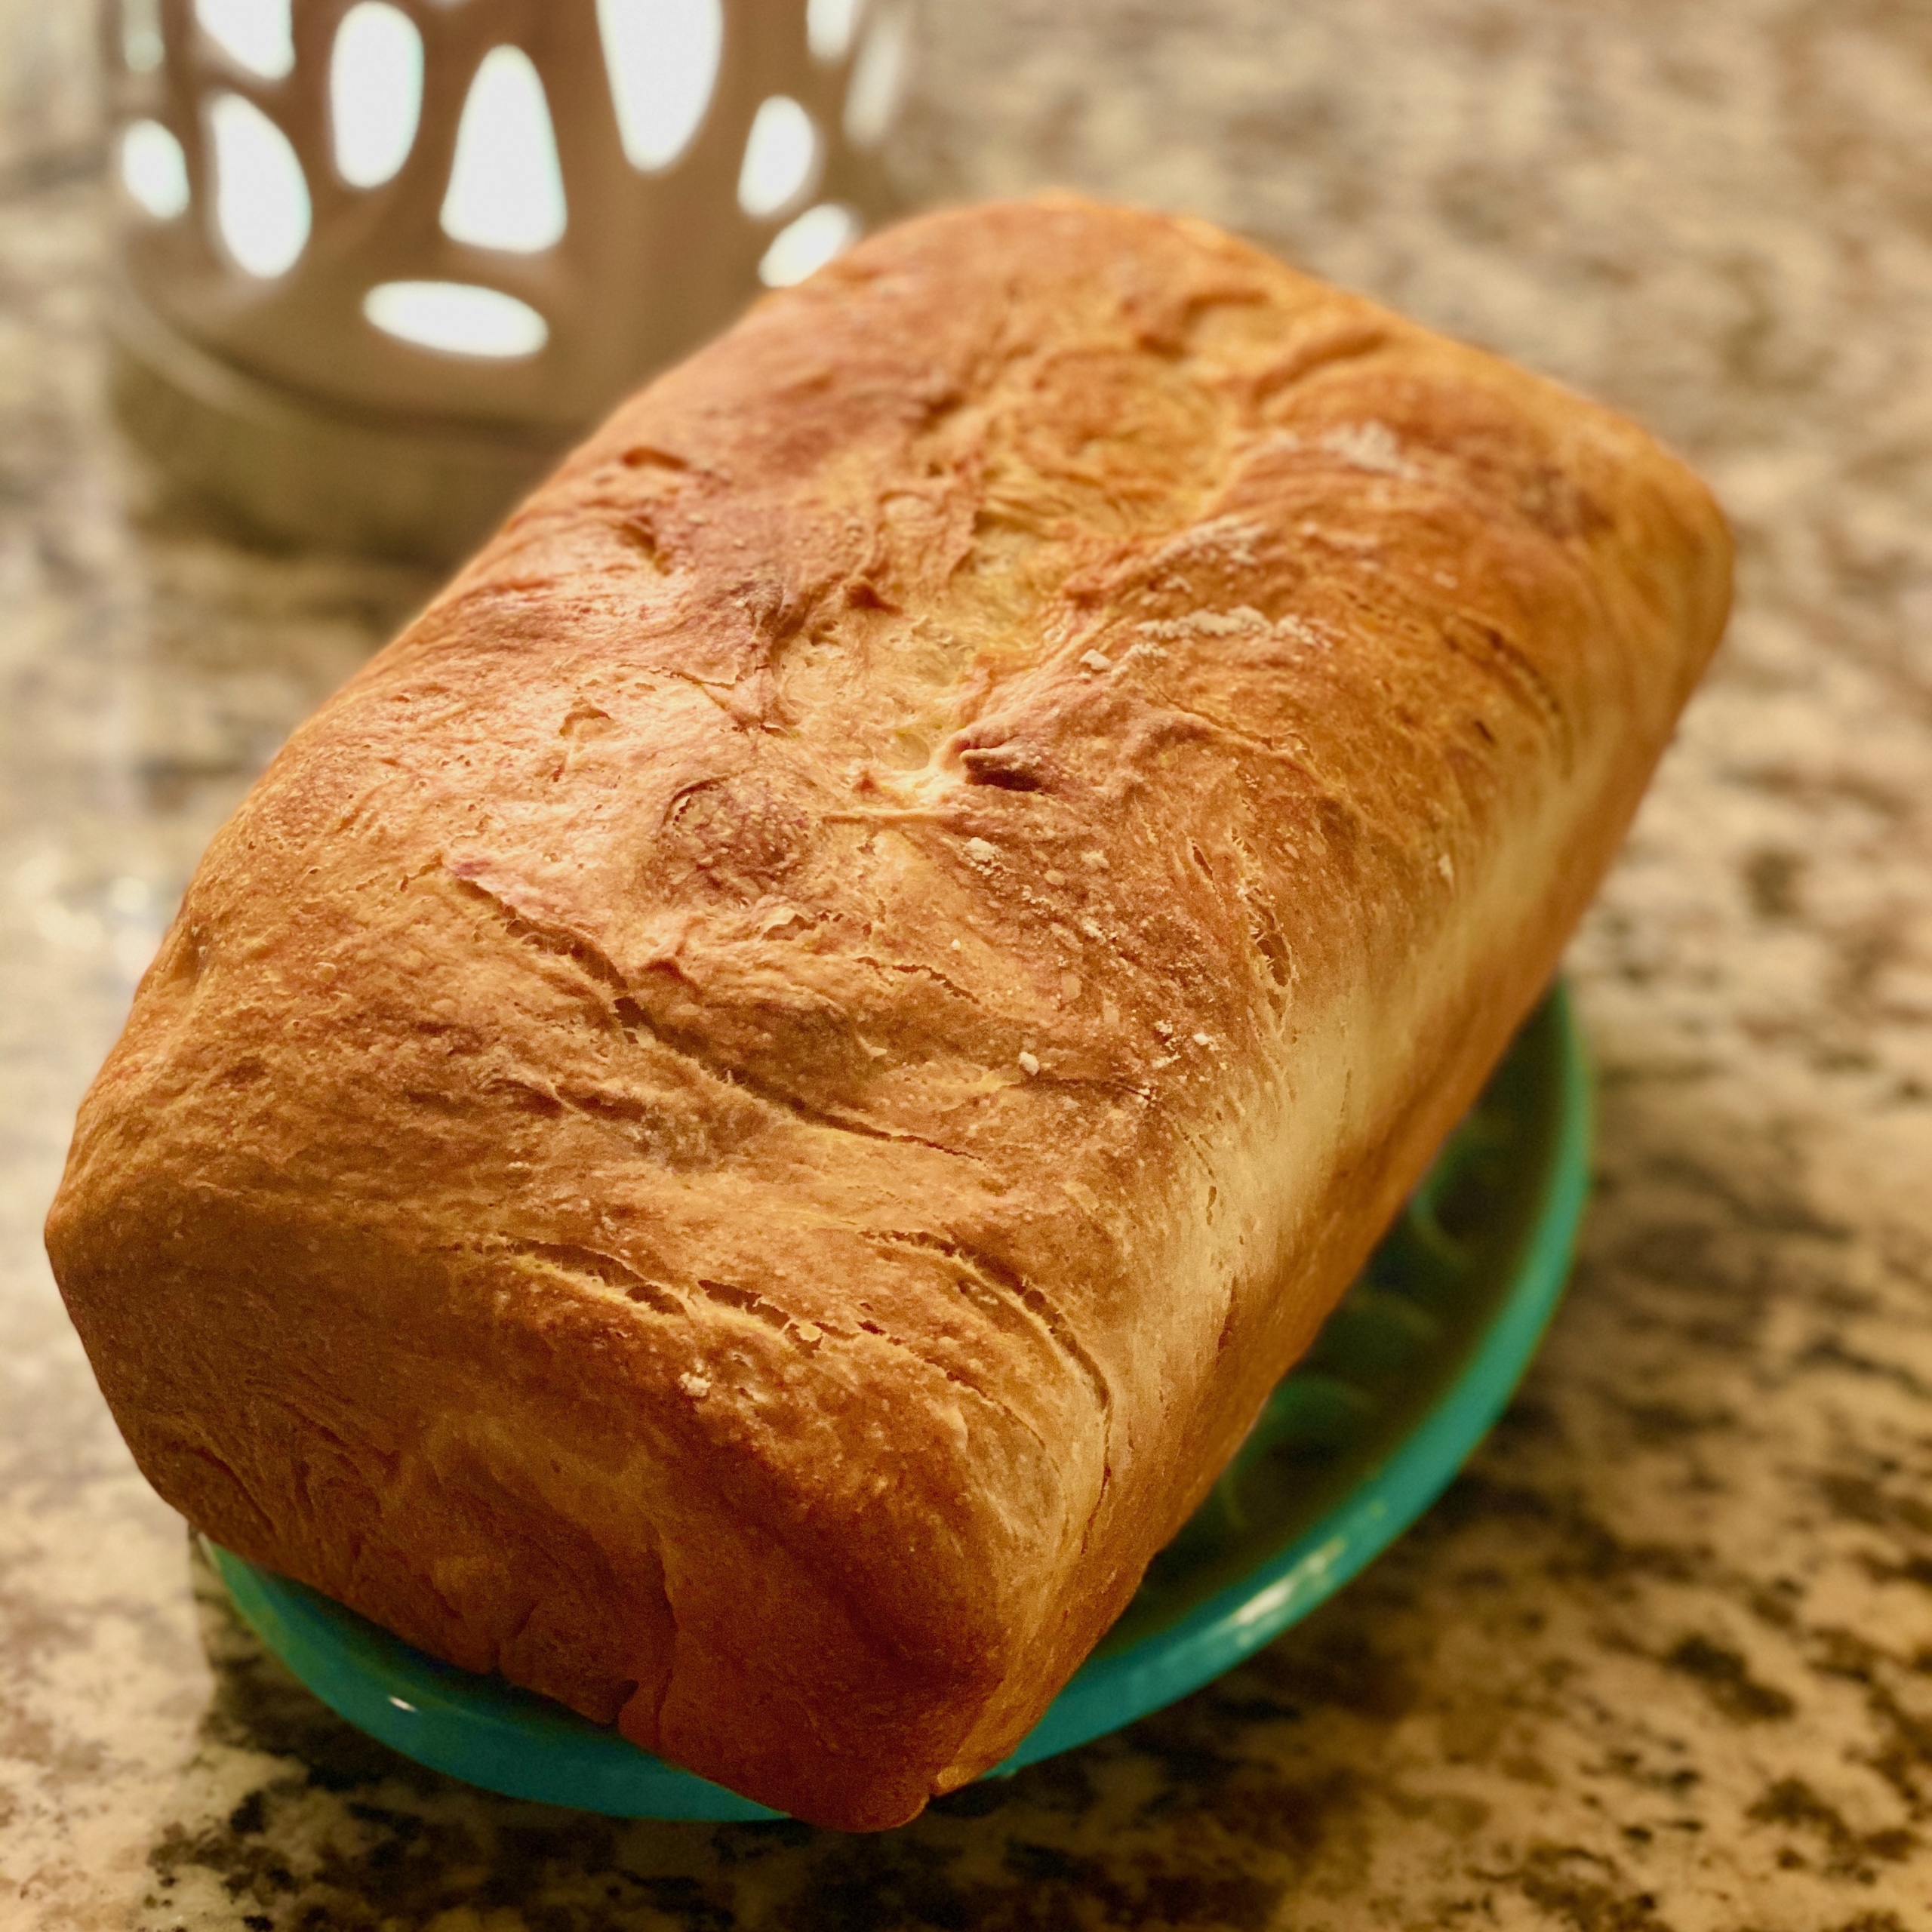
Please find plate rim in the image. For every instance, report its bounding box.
[204,982,1593,1822]
[1002,980,1593,1767]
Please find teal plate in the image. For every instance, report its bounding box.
[206,983,1592,1823]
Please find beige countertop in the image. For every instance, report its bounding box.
[6,3,1932,1926]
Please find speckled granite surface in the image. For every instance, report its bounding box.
[7,2,1932,1926]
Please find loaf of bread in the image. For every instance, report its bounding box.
[47,197,1729,1829]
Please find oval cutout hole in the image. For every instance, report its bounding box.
[738,95,819,219]
[807,0,863,62]
[122,0,163,72]
[844,2,910,148]
[758,202,858,286]
[195,0,293,79]
[207,93,310,277]
[120,120,189,219]
[331,3,423,188]
[365,281,549,358]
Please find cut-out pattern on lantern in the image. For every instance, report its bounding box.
[103,0,912,559]
[760,201,857,287]
[366,280,550,358]
[122,0,164,72]
[806,0,861,63]
[120,118,189,218]
[195,0,294,79]
[844,2,909,147]
[597,0,721,171]
[738,95,818,217]
[207,91,311,276]
[441,46,568,252]
[331,4,423,189]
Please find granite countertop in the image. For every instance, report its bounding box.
[7,2,1932,1926]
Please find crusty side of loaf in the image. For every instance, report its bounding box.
[46,196,1730,1829]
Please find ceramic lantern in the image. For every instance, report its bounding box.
[103,0,910,558]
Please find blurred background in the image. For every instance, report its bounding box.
[8,5,1932,1928]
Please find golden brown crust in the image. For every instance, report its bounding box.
[45,195,1730,1829]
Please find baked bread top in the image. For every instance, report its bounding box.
[47,196,1730,1829]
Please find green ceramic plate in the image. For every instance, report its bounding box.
[206,983,1592,1823]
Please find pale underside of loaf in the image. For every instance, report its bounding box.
[47,196,1730,1829]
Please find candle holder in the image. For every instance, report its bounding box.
[102,0,909,559]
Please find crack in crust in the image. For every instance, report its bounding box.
[866,1229,1115,1424]
[497,1238,683,1315]
[445,868,986,1164]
